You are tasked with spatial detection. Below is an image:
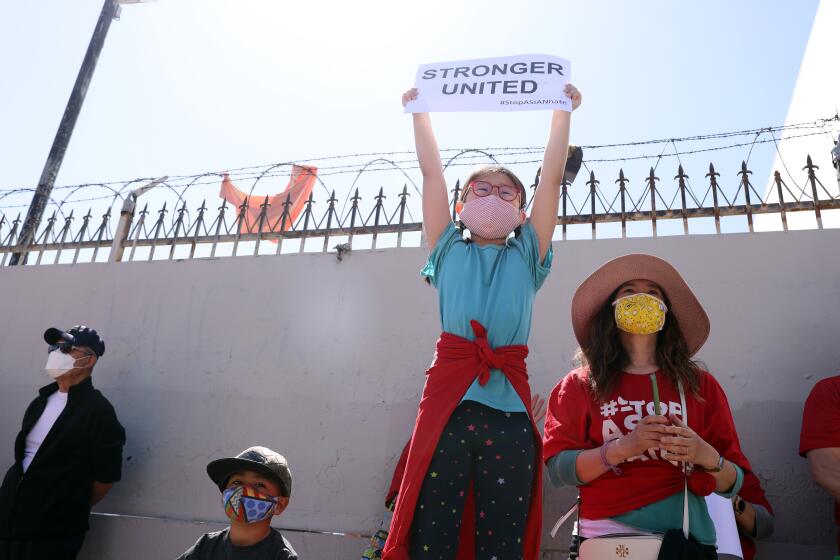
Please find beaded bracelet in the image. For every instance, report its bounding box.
[600,438,623,475]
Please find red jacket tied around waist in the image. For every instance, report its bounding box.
[383,320,543,560]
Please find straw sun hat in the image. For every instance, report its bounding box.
[571,254,710,356]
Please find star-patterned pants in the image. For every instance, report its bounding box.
[409,401,536,560]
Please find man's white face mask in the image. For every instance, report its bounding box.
[45,351,81,379]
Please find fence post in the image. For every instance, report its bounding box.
[72,209,93,265]
[587,170,598,239]
[616,169,628,238]
[169,201,188,260]
[274,194,293,256]
[706,163,721,234]
[804,155,823,229]
[323,190,338,253]
[737,161,754,232]
[232,197,249,257]
[396,185,409,248]
[372,187,385,250]
[54,210,75,265]
[1,214,22,267]
[90,207,111,263]
[189,200,208,259]
[343,189,359,249]
[109,176,167,263]
[676,164,689,235]
[147,203,168,262]
[646,167,659,237]
[298,191,315,254]
[34,212,57,266]
[773,171,788,231]
[210,200,227,259]
[253,196,270,256]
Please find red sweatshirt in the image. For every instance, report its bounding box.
[543,368,750,520]
[383,320,542,560]
[799,375,840,554]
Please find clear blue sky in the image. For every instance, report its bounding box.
[0,0,824,234]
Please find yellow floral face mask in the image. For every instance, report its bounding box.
[612,293,668,335]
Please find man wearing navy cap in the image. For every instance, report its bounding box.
[0,326,126,560]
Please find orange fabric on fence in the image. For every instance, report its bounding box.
[219,165,317,235]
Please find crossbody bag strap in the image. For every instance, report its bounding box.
[679,380,690,539]
[550,496,580,539]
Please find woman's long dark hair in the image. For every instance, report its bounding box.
[575,289,703,402]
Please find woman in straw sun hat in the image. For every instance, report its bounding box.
[542,254,752,559]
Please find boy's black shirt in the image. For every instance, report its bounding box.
[176,528,298,560]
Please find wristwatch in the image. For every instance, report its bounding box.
[705,454,725,473]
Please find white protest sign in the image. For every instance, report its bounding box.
[404,54,572,113]
[705,493,744,559]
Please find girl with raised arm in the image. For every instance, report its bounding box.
[383,85,581,560]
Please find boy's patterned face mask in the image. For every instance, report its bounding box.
[612,293,668,335]
[222,484,278,524]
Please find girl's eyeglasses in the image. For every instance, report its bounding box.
[468,180,520,202]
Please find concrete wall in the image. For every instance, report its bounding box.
[0,228,838,559]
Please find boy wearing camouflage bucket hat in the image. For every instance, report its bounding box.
[176,446,297,560]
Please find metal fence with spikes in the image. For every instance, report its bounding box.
[554,155,839,238]
[1,154,838,266]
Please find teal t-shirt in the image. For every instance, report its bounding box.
[421,221,552,412]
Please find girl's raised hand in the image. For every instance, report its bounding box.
[402,88,419,108]
[564,83,582,111]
